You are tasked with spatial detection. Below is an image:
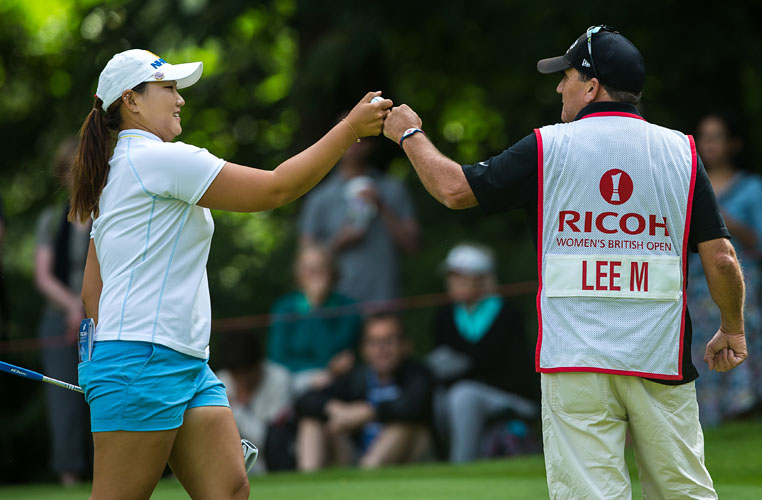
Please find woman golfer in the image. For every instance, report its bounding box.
[70,49,390,499]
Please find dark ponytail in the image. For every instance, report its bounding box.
[68,97,120,222]
[68,82,147,223]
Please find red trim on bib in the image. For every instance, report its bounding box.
[534,128,544,373]
[580,112,647,121]
[541,365,681,380]
[676,135,698,378]
[533,127,692,381]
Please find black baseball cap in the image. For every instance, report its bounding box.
[537,26,645,93]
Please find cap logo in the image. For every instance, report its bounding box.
[600,169,633,205]
[581,59,591,68]
[153,71,165,80]
[150,58,167,69]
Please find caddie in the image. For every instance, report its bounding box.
[382,25,747,500]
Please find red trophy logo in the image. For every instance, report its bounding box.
[600,169,633,205]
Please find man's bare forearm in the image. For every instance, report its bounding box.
[700,239,745,333]
[707,260,745,333]
[401,133,477,209]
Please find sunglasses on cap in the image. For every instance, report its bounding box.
[586,25,618,80]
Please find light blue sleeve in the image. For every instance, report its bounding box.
[740,176,762,251]
[722,174,762,251]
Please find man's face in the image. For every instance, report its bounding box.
[362,317,404,377]
[556,68,590,123]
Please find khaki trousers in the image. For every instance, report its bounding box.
[541,372,717,500]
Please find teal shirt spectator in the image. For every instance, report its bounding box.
[267,291,362,374]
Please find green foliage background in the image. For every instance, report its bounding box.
[1,0,762,483]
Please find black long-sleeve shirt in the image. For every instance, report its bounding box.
[295,359,433,423]
[433,302,539,401]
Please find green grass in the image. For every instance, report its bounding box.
[2,420,761,499]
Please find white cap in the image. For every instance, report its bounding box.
[443,244,496,276]
[95,49,203,111]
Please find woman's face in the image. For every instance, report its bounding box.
[697,117,735,168]
[123,81,185,141]
[446,271,490,304]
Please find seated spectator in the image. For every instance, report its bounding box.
[427,243,539,463]
[215,331,293,473]
[295,313,432,470]
[267,244,363,396]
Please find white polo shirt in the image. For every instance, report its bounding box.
[92,129,225,358]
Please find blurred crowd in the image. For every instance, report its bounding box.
[5,109,762,482]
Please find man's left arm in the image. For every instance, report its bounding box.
[689,157,745,372]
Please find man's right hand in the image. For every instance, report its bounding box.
[382,105,423,144]
[704,327,747,372]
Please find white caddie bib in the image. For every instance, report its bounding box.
[535,112,696,380]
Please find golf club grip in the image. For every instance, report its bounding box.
[1,360,83,393]
[0,360,45,382]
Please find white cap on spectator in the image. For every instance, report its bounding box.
[96,49,203,110]
[442,244,496,276]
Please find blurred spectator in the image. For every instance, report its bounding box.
[215,331,293,473]
[299,139,419,305]
[295,313,432,470]
[0,190,7,339]
[34,139,90,485]
[427,243,539,463]
[268,244,363,396]
[688,111,762,425]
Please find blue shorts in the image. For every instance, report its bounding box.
[78,340,229,432]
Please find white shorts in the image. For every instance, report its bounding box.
[541,372,717,500]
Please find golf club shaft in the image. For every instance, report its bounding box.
[1,359,258,471]
[0,360,83,393]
